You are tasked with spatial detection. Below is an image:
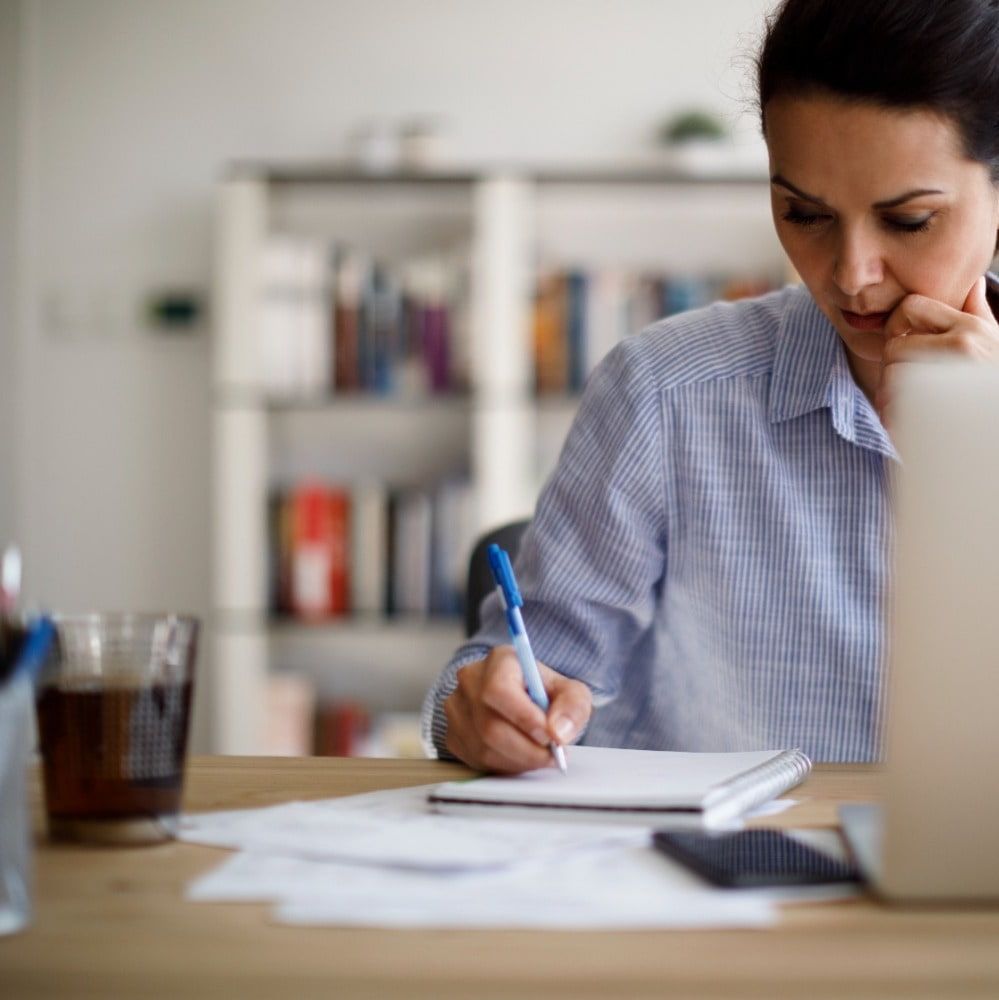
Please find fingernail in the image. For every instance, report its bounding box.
[530,728,549,746]
[553,716,574,744]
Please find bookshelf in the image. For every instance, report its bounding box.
[211,166,785,754]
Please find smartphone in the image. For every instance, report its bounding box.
[651,828,861,888]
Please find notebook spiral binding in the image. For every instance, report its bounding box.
[701,749,812,826]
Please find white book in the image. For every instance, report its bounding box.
[295,240,331,398]
[428,745,811,827]
[350,482,387,616]
[258,236,299,396]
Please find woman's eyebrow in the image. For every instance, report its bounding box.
[771,173,945,210]
[770,174,828,206]
[872,188,945,209]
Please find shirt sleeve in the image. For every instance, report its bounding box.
[420,335,668,759]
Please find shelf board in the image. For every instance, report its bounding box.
[269,614,464,635]
[213,388,472,412]
[227,161,769,188]
[212,611,464,634]
[237,165,481,187]
[265,392,472,414]
[214,388,591,414]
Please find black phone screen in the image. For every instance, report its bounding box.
[651,829,861,888]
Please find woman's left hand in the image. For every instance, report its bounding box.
[876,276,999,425]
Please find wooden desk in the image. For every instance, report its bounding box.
[2,757,998,1000]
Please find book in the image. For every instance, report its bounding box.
[428,745,811,827]
[333,250,365,392]
[269,473,471,622]
[429,476,474,616]
[530,265,783,398]
[350,481,388,616]
[258,236,331,398]
[565,270,588,393]
[258,236,300,397]
[533,273,568,395]
[391,487,432,615]
[288,482,350,619]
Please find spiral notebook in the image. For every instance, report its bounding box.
[428,746,811,826]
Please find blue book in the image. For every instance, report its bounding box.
[566,271,588,393]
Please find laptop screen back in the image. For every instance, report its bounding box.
[884,360,999,900]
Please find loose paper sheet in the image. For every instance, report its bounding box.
[179,784,844,929]
[181,784,647,872]
[188,842,778,930]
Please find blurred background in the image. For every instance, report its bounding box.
[0,0,788,757]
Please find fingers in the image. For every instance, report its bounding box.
[885,283,997,344]
[877,283,999,425]
[543,669,593,746]
[445,683,553,774]
[963,275,992,322]
[443,650,563,774]
[479,648,550,744]
[884,293,960,339]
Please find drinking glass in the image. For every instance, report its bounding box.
[35,613,199,845]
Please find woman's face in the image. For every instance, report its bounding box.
[765,94,999,391]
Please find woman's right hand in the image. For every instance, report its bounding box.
[443,645,593,774]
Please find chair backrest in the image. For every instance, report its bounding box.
[464,519,531,637]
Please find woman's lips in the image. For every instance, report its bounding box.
[841,309,891,331]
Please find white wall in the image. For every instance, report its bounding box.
[0,0,20,545]
[11,0,772,749]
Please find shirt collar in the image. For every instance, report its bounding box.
[769,285,898,460]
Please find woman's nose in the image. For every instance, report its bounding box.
[832,229,885,297]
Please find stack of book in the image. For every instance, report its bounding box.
[268,477,475,621]
[258,235,470,400]
[532,268,780,395]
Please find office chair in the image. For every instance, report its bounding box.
[464,518,531,637]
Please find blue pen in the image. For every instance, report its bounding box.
[11,617,57,685]
[487,544,568,774]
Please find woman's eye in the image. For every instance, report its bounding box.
[781,207,830,229]
[885,215,934,234]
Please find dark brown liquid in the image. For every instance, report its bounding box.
[36,679,193,822]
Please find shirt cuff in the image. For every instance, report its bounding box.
[420,643,493,760]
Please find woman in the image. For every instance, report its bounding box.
[422,0,999,771]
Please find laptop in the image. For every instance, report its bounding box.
[840,360,999,902]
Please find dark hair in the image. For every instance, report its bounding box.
[757,0,999,179]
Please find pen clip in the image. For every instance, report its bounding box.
[486,544,522,610]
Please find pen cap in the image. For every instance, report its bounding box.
[486,544,522,608]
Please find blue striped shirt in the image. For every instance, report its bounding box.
[422,284,895,763]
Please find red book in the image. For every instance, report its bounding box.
[290,483,331,619]
[327,489,350,616]
[290,483,351,619]
[334,302,359,391]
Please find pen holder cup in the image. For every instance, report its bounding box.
[0,673,35,935]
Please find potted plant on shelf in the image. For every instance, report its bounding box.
[656,109,734,177]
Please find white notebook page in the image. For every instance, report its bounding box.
[432,745,788,809]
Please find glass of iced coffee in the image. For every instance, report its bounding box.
[35,613,199,845]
